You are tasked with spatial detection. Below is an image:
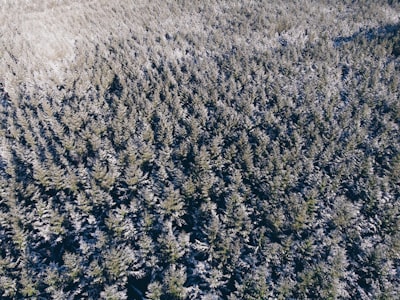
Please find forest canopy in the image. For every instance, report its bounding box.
[0,0,399,299]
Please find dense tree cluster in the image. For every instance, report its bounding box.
[0,0,399,299]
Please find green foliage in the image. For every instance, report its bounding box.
[0,0,399,299]
[163,265,188,299]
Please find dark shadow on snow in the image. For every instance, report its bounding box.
[333,23,400,55]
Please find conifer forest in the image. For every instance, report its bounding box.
[1,0,400,299]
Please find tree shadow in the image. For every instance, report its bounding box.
[333,23,400,56]
[0,82,10,107]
